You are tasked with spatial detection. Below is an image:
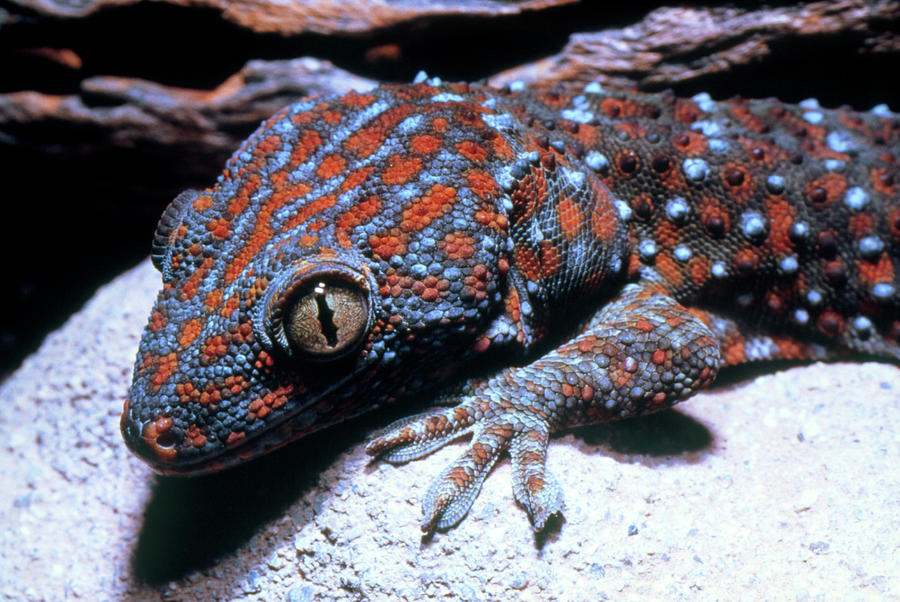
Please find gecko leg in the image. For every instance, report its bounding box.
[367,272,722,532]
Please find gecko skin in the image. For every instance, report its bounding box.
[123,79,900,531]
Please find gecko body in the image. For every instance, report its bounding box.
[122,80,900,531]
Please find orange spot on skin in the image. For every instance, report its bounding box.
[204,289,223,312]
[848,212,874,239]
[655,254,683,288]
[411,134,442,154]
[764,196,796,255]
[673,98,702,124]
[728,104,770,134]
[150,353,178,391]
[255,134,281,157]
[207,217,230,239]
[193,194,213,211]
[344,104,414,158]
[771,335,811,360]
[432,117,448,132]
[289,130,322,168]
[337,196,381,247]
[222,296,240,318]
[344,128,382,159]
[316,154,347,180]
[300,234,318,247]
[817,311,844,338]
[203,335,228,360]
[178,319,202,348]
[321,110,342,124]
[590,194,618,241]
[290,109,315,126]
[720,163,754,203]
[466,169,498,200]
[491,134,515,159]
[474,208,508,233]
[181,257,214,300]
[341,90,376,107]
[764,291,787,314]
[627,253,643,277]
[511,168,547,222]
[688,256,710,287]
[723,337,746,365]
[571,122,598,151]
[282,194,336,232]
[150,310,166,333]
[539,241,562,277]
[614,149,641,177]
[872,167,899,196]
[653,220,680,249]
[614,122,647,141]
[456,140,488,162]
[400,184,457,232]
[697,197,731,237]
[733,248,760,275]
[340,166,374,193]
[184,425,207,448]
[369,230,406,260]
[227,174,262,217]
[381,155,422,186]
[857,254,894,285]
[440,231,476,260]
[226,431,246,446]
[672,130,707,155]
[225,178,298,283]
[515,246,542,281]
[807,173,847,206]
[890,207,900,242]
[635,320,654,333]
[558,197,582,240]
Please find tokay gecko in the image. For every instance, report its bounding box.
[123,78,900,532]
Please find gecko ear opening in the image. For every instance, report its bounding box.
[260,261,373,361]
[150,189,200,277]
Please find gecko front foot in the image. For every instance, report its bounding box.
[366,391,564,532]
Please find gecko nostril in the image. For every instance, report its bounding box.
[155,431,177,449]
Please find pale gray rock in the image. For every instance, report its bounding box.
[0,260,898,599]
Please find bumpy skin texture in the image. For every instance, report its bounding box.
[123,80,900,532]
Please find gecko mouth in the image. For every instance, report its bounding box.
[121,396,312,476]
[120,362,364,476]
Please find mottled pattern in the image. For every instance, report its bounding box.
[123,78,900,532]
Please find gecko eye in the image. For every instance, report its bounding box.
[284,280,369,357]
[261,261,373,361]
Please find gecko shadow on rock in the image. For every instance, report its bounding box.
[569,361,824,461]
[130,422,363,584]
[571,406,711,462]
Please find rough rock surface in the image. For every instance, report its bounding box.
[1,261,898,599]
[491,1,900,90]
[0,57,376,181]
[6,0,578,35]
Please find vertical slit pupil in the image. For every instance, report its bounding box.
[314,290,339,347]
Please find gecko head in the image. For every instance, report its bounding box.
[122,83,514,474]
